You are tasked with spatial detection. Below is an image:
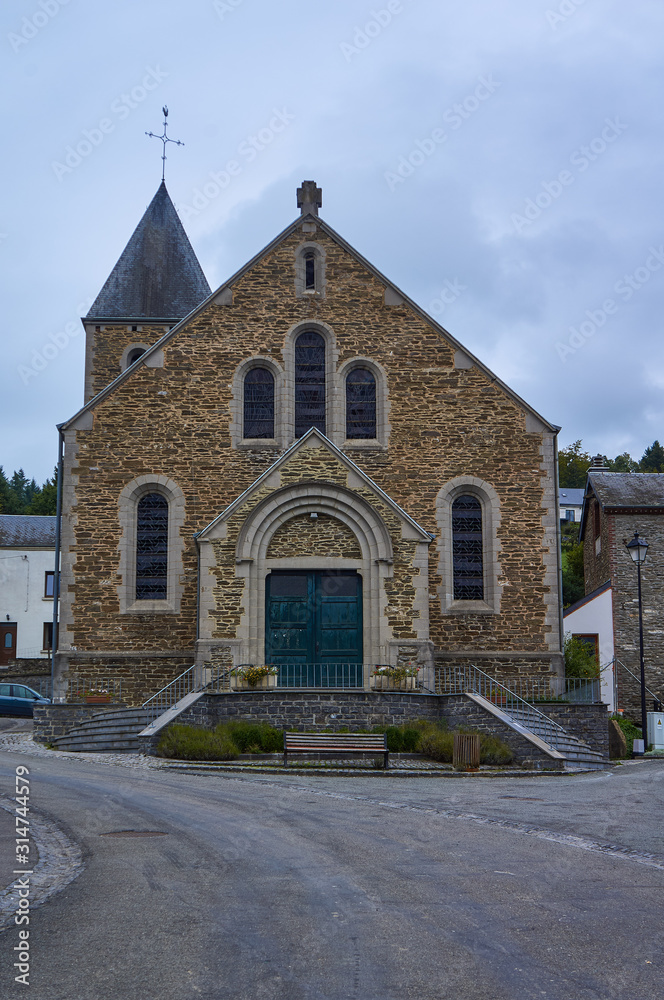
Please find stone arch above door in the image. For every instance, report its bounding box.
[195,428,433,679]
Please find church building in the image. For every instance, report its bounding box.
[53,180,564,705]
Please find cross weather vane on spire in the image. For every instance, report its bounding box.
[145,106,184,181]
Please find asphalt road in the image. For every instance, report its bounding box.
[0,751,662,1000]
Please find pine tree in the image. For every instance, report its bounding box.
[26,468,58,515]
[639,440,664,473]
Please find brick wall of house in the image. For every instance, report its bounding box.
[59,222,561,697]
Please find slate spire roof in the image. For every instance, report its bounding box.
[86,181,211,322]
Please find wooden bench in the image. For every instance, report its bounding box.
[283,732,389,769]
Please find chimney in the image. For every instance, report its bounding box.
[590,454,609,471]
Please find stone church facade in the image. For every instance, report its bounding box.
[54,180,563,704]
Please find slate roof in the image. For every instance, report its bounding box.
[579,472,664,537]
[0,515,57,548]
[588,472,664,509]
[559,488,585,506]
[87,181,211,322]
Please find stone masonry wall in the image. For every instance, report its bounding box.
[33,703,126,744]
[583,496,611,595]
[535,702,608,756]
[139,690,565,767]
[61,654,193,707]
[266,513,361,559]
[61,221,561,698]
[608,512,664,718]
[439,695,564,768]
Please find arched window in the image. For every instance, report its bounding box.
[452,495,484,600]
[304,251,316,291]
[136,493,168,600]
[243,367,275,438]
[127,347,146,366]
[346,368,376,439]
[295,331,326,436]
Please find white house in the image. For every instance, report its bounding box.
[563,581,615,710]
[559,487,585,524]
[0,516,57,665]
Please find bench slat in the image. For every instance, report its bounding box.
[283,731,389,768]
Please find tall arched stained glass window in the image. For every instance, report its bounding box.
[295,331,326,436]
[243,367,275,438]
[452,495,484,600]
[136,493,168,600]
[346,368,376,439]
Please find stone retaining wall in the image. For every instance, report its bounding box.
[137,690,604,767]
[438,695,564,769]
[33,704,127,744]
[535,702,608,757]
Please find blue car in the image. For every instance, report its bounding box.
[0,683,51,716]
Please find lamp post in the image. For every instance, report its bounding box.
[626,530,649,754]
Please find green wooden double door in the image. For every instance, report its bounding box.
[266,571,363,687]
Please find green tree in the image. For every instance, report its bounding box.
[558,440,592,487]
[562,539,585,608]
[26,468,58,515]
[639,440,664,473]
[606,452,638,473]
[564,633,599,678]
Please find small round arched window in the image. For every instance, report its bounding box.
[127,347,147,367]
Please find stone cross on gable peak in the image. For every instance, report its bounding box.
[297,180,322,217]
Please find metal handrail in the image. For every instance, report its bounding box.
[142,663,199,722]
[67,676,122,702]
[436,662,571,750]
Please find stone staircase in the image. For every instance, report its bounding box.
[52,707,149,753]
[506,705,609,768]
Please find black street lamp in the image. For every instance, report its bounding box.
[626,530,649,754]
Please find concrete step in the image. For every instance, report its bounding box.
[52,707,150,751]
[55,738,140,753]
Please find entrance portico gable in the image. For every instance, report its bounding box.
[195,429,433,685]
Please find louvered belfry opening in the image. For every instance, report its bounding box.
[295,331,326,437]
[452,494,484,600]
[136,493,168,599]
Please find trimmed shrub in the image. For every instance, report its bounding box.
[157,724,239,761]
[417,727,455,762]
[372,725,422,752]
[219,720,283,753]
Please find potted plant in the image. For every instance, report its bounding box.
[83,688,112,705]
[230,664,279,690]
[371,664,420,691]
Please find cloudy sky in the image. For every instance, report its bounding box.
[1,0,662,483]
